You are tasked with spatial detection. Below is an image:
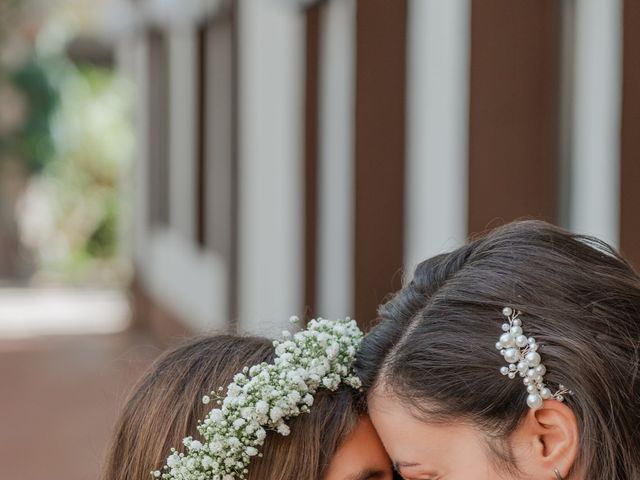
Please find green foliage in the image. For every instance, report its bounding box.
[86,196,118,258]
[1,56,59,173]
[0,0,133,285]
[34,64,133,282]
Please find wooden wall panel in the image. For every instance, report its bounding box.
[620,1,640,269]
[354,0,407,327]
[468,0,562,235]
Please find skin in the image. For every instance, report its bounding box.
[368,390,580,480]
[324,415,394,480]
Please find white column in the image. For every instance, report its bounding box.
[237,1,305,335]
[130,33,150,267]
[114,33,140,270]
[316,0,356,320]
[146,230,229,331]
[404,0,471,271]
[568,0,622,246]
[167,27,197,240]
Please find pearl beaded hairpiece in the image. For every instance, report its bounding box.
[496,307,571,409]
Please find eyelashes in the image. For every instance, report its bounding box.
[394,469,439,480]
[393,462,440,480]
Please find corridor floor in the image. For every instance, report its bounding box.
[0,331,160,480]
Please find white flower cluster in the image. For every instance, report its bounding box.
[153,317,363,480]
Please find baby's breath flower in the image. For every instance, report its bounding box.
[154,317,363,480]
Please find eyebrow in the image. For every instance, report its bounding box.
[345,468,388,480]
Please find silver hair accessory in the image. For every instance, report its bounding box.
[496,307,572,409]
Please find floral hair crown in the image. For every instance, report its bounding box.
[153,317,363,480]
[496,307,571,409]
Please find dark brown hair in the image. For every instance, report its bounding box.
[103,334,361,480]
[355,220,640,479]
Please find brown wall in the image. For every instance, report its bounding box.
[354,0,407,327]
[468,0,562,236]
[620,0,640,270]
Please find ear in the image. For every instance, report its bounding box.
[512,400,579,479]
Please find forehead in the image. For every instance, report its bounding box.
[323,416,392,480]
[367,392,489,466]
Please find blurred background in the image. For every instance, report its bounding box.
[0,0,638,478]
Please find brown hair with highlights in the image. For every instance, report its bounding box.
[356,220,640,479]
[102,334,361,480]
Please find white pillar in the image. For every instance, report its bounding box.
[130,33,150,267]
[404,0,471,271]
[114,33,140,274]
[568,0,622,246]
[237,1,305,335]
[167,27,197,240]
[316,0,356,320]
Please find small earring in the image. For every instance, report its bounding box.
[553,468,563,480]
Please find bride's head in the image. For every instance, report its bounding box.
[103,334,392,480]
[356,220,640,480]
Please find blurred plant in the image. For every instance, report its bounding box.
[0,0,133,285]
[0,57,59,173]
[17,64,134,285]
[0,0,57,170]
[0,0,59,280]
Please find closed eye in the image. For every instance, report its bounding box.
[393,462,439,480]
[345,468,389,480]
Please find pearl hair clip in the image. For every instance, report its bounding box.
[496,307,571,409]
